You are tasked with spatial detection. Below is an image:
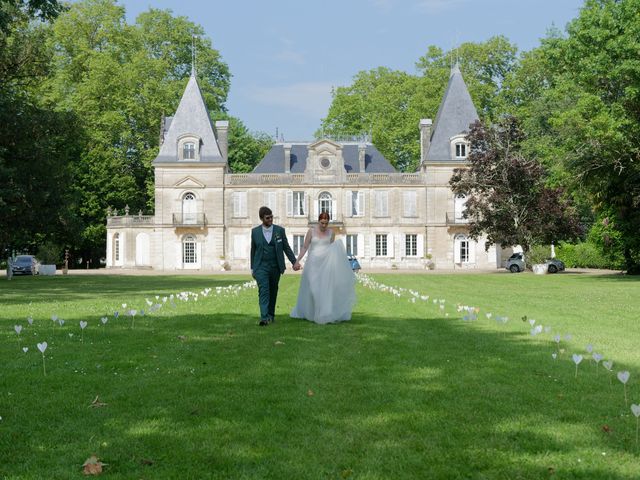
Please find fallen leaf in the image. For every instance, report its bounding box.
[82,455,106,475]
[140,458,154,466]
[307,389,314,397]
[602,425,612,434]
[89,396,107,408]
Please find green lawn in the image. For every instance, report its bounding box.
[1,271,639,479]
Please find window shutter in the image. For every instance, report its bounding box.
[303,193,308,217]
[331,199,336,221]
[357,234,364,258]
[239,192,247,218]
[454,237,461,263]
[358,191,364,216]
[404,191,417,217]
[387,233,394,258]
[469,239,476,264]
[417,234,424,258]
[371,234,377,256]
[345,191,351,217]
[286,191,293,217]
[374,192,381,217]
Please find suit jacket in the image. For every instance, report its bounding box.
[251,224,297,274]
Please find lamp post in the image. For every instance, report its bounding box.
[63,249,69,275]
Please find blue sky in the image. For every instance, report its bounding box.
[118,0,584,140]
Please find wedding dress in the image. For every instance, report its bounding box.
[290,229,356,324]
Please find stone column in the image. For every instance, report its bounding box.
[419,119,432,164]
[284,143,291,173]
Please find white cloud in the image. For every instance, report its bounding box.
[273,37,306,66]
[246,82,335,118]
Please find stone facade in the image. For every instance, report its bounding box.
[106,66,506,271]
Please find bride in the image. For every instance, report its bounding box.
[290,212,356,324]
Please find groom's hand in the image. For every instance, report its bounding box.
[293,262,301,271]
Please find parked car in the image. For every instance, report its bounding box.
[348,256,361,272]
[545,258,565,274]
[506,252,525,273]
[11,255,39,275]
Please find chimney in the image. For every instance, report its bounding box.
[419,119,432,164]
[358,143,366,172]
[283,143,291,173]
[215,120,229,161]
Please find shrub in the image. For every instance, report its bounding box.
[556,241,622,269]
[37,242,61,265]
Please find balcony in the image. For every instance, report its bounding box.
[107,215,155,226]
[172,213,208,227]
[446,212,469,225]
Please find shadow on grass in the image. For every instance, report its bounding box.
[1,302,638,479]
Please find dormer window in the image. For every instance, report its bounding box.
[450,134,469,160]
[183,142,196,160]
[178,135,201,161]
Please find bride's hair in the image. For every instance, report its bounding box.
[318,212,330,221]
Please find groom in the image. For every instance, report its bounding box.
[250,206,299,326]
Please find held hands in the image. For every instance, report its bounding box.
[293,262,301,271]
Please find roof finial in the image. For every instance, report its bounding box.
[191,35,197,77]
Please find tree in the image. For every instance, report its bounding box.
[0,0,64,34]
[320,37,518,171]
[220,116,274,173]
[498,0,640,273]
[39,0,231,263]
[449,116,581,257]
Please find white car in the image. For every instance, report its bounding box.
[506,253,525,273]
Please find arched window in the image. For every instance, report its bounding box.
[183,235,197,264]
[182,192,197,224]
[183,142,196,160]
[318,191,333,220]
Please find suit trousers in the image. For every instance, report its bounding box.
[254,265,281,321]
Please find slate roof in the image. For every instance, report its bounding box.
[154,72,224,164]
[425,64,479,161]
[252,142,396,174]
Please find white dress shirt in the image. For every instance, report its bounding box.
[262,225,273,243]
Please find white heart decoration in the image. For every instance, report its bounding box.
[101,317,108,325]
[14,325,22,334]
[529,319,536,326]
[27,316,34,325]
[68,333,73,337]
[586,344,593,353]
[58,319,64,326]
[603,360,613,371]
[22,347,28,353]
[552,353,557,359]
[554,335,561,343]
[51,314,58,322]
[631,404,640,418]
[593,353,603,363]
[80,321,87,330]
[572,354,583,365]
[122,303,127,309]
[617,371,630,384]
[37,342,47,353]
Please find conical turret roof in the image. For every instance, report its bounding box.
[425,64,479,161]
[154,72,224,163]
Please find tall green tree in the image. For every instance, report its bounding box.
[500,0,640,273]
[320,37,518,171]
[450,116,581,256]
[40,0,231,261]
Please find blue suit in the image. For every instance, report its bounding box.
[251,224,296,322]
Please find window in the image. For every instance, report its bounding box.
[455,142,467,159]
[288,191,306,217]
[405,234,417,256]
[293,235,305,257]
[375,234,387,256]
[374,191,389,217]
[232,191,247,218]
[347,191,364,217]
[318,191,333,220]
[346,235,358,256]
[454,194,467,221]
[114,233,120,262]
[403,191,417,217]
[263,192,276,212]
[182,192,197,224]
[454,234,470,263]
[183,142,196,160]
[183,235,197,264]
